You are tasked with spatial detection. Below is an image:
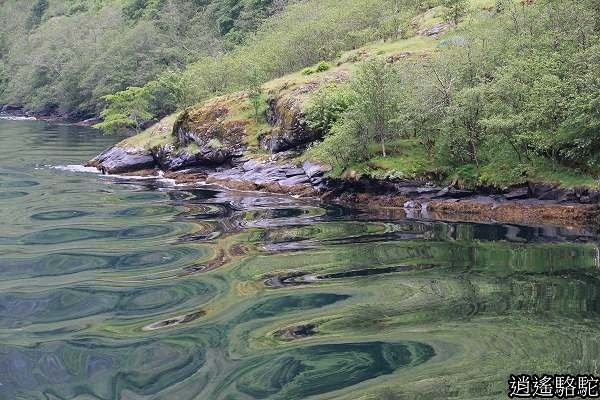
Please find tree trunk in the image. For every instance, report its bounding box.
[381,135,387,157]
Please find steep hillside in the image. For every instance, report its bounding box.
[88,0,600,226]
[0,0,293,118]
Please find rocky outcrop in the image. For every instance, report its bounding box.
[260,72,350,153]
[86,146,156,174]
[260,92,320,152]
[152,143,238,171]
[172,94,248,164]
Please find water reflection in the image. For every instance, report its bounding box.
[1,120,600,399]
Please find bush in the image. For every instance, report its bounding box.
[305,84,355,133]
[302,67,315,75]
[316,61,331,72]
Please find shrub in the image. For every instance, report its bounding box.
[316,61,331,72]
[305,84,355,133]
[302,67,315,75]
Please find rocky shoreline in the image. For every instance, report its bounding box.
[0,104,103,126]
[85,144,600,229]
[82,80,600,230]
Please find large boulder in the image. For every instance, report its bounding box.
[172,94,248,165]
[86,146,156,174]
[152,142,238,171]
[260,72,350,153]
[260,90,320,153]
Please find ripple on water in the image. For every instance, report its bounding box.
[224,341,435,399]
[21,228,113,245]
[0,253,114,279]
[238,293,350,323]
[113,205,178,218]
[0,281,216,328]
[0,191,28,199]
[0,180,39,188]
[123,192,167,201]
[0,338,207,399]
[114,246,209,270]
[117,224,174,239]
[30,210,92,221]
[19,224,175,244]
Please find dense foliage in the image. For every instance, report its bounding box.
[98,0,423,133]
[0,0,289,118]
[307,0,600,185]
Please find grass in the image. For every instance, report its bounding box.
[330,138,600,189]
[119,113,177,149]
[527,158,600,189]
[340,139,440,180]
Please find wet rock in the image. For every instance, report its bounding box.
[529,182,555,198]
[538,188,563,201]
[77,116,103,127]
[275,323,317,340]
[504,187,529,200]
[302,160,331,178]
[1,104,22,112]
[280,175,310,187]
[433,187,473,199]
[86,146,156,174]
[284,167,305,177]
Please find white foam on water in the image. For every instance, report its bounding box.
[52,165,101,174]
[0,114,37,121]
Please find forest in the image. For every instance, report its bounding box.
[2,0,600,188]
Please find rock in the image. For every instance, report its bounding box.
[87,146,156,174]
[153,144,199,171]
[538,188,563,201]
[284,167,305,177]
[242,159,263,172]
[197,145,230,165]
[528,182,555,198]
[417,23,451,37]
[504,187,529,200]
[77,116,103,127]
[260,93,322,153]
[280,175,310,186]
[302,160,331,178]
[433,187,473,199]
[588,191,600,204]
[1,104,22,112]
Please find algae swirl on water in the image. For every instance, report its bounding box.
[1,120,600,399]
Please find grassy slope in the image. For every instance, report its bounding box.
[115,0,598,189]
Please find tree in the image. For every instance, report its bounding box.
[246,67,266,123]
[96,86,154,134]
[351,59,401,157]
[443,0,468,26]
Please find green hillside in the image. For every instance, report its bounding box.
[112,0,600,189]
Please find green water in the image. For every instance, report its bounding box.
[1,119,600,400]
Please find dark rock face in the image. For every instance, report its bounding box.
[152,144,198,171]
[77,116,103,127]
[1,104,22,112]
[504,187,529,200]
[260,95,322,153]
[86,146,156,174]
[152,143,233,171]
[302,160,330,178]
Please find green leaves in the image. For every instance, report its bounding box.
[96,86,154,134]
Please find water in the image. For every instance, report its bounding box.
[0,119,599,400]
